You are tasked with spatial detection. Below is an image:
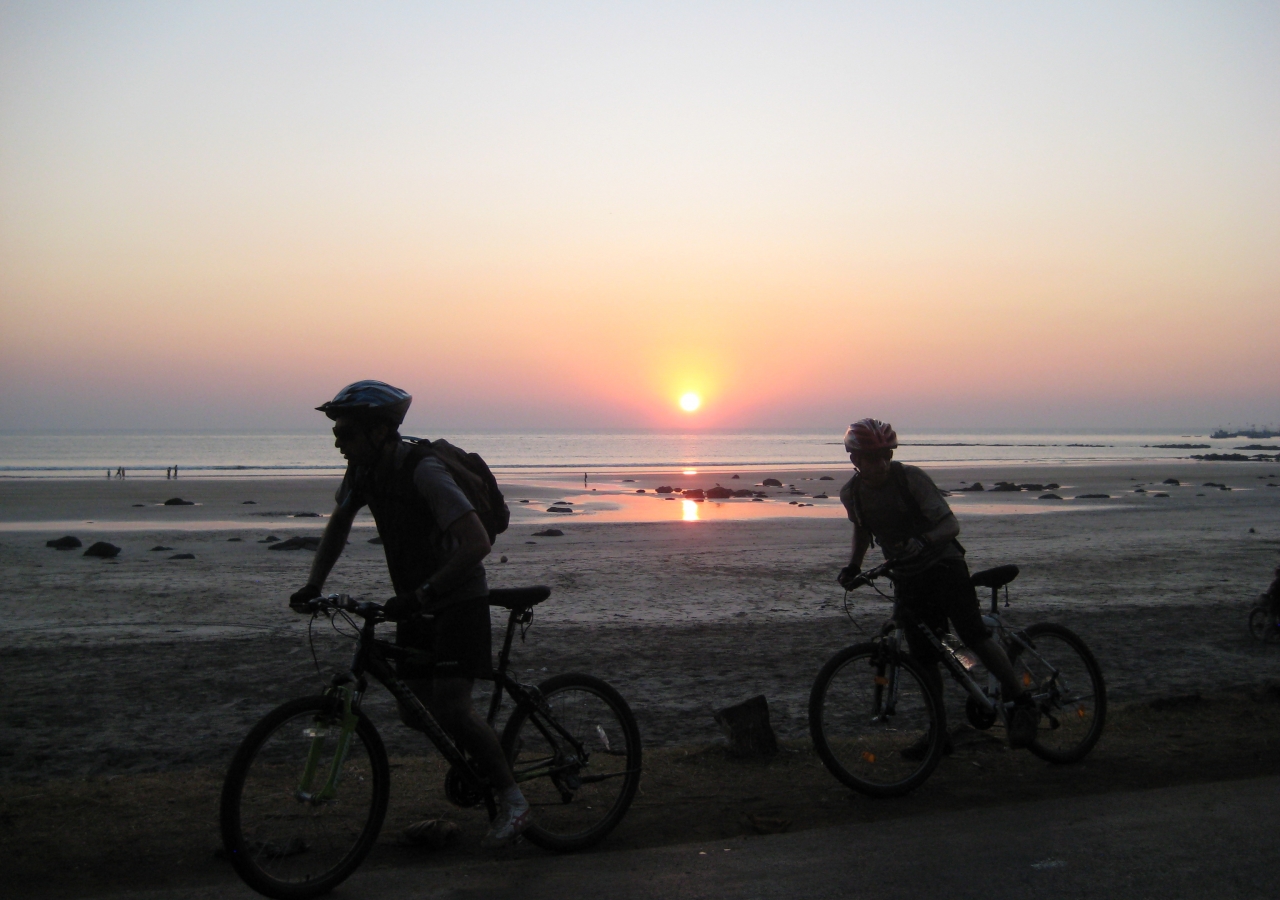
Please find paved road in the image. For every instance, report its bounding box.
[94,776,1280,900]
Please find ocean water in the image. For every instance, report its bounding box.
[0,431,1247,479]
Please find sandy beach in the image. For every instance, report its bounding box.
[3,459,1280,894]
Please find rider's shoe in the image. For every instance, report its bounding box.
[1007,696,1041,749]
[480,792,532,849]
[900,729,953,761]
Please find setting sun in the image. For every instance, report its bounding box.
[679,393,701,412]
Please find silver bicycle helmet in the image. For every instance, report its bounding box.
[317,380,412,425]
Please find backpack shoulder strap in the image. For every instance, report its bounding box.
[890,461,930,535]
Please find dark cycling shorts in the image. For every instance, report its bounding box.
[893,558,992,665]
[395,598,492,681]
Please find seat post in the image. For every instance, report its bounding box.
[990,586,999,615]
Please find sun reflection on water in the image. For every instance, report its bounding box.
[682,499,700,521]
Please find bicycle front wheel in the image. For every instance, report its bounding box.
[1009,623,1106,764]
[220,695,390,899]
[808,643,945,798]
[501,673,641,851]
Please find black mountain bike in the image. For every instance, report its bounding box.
[219,587,642,899]
[809,561,1105,797]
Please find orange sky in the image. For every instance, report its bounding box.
[2,3,1277,432]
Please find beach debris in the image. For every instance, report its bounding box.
[163,497,194,506]
[402,818,460,850]
[1038,493,1063,500]
[259,535,280,543]
[83,541,121,559]
[46,535,82,550]
[150,545,172,551]
[746,813,791,835]
[368,536,383,544]
[227,537,242,542]
[1075,493,1110,499]
[762,478,783,487]
[532,529,564,537]
[1163,478,1181,485]
[706,486,733,499]
[168,553,195,560]
[714,695,778,758]
[268,536,321,551]
[242,500,256,504]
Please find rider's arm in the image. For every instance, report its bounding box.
[416,511,491,601]
[304,501,358,590]
[850,522,872,571]
[920,513,959,548]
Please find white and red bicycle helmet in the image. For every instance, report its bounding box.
[843,418,899,453]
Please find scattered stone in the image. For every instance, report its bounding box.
[268,536,321,551]
[546,506,573,514]
[732,489,754,497]
[532,529,564,537]
[752,497,763,502]
[1162,478,1180,485]
[525,541,536,544]
[368,536,383,544]
[242,500,257,504]
[706,486,733,499]
[1203,482,1225,488]
[519,499,530,503]
[622,479,635,483]
[731,474,740,479]
[655,486,675,494]
[635,489,646,493]
[713,695,778,757]
[1018,483,1045,491]
[132,503,145,507]
[819,475,834,480]
[683,489,706,499]
[1153,492,1169,498]
[1248,528,1255,533]
[1075,494,1110,499]
[956,483,985,492]
[762,478,782,487]
[46,535,82,550]
[1134,487,1147,493]
[292,512,320,518]
[168,553,195,560]
[227,537,242,542]
[499,555,508,563]
[163,497,194,506]
[1038,493,1063,500]
[553,500,572,506]
[1220,485,1233,491]
[990,482,1021,492]
[812,492,828,499]
[259,536,280,543]
[83,541,121,559]
[1045,483,1060,490]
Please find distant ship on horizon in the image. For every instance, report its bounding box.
[1211,425,1278,440]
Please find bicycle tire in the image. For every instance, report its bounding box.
[220,695,390,899]
[1008,623,1106,764]
[500,673,641,851]
[808,643,945,798]
[1248,607,1279,643]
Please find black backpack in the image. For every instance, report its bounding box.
[843,461,962,552]
[405,437,511,543]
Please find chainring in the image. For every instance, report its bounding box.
[443,765,485,808]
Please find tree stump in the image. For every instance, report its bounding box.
[714,695,778,757]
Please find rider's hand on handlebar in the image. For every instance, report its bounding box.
[382,593,422,622]
[837,565,862,590]
[289,583,321,611]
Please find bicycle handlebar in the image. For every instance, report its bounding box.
[845,560,895,591]
[305,593,387,618]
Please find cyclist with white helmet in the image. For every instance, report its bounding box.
[289,380,530,848]
[837,418,1039,755]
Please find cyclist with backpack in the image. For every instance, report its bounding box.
[288,380,530,848]
[836,418,1039,755]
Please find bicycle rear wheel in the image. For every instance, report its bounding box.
[808,643,945,798]
[220,695,390,899]
[501,673,641,851]
[1009,623,1106,763]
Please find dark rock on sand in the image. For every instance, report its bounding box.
[819,475,834,480]
[1134,488,1147,493]
[635,488,646,493]
[368,536,383,544]
[150,545,172,552]
[706,486,734,499]
[546,506,573,513]
[762,478,783,487]
[1153,492,1170,498]
[46,536,82,550]
[227,537,242,542]
[268,536,321,551]
[83,542,121,559]
[1046,483,1060,490]
[732,489,754,497]
[655,486,675,494]
[132,503,145,507]
[990,482,1021,492]
[813,492,828,499]
[1039,493,1063,500]
[1075,493,1110,499]
[683,489,706,499]
[1018,484,1045,491]
[168,553,195,560]
[242,500,256,505]
[956,483,985,492]
[292,512,320,518]
[259,536,280,543]
[1163,478,1181,485]
[163,497,194,506]
[532,529,564,537]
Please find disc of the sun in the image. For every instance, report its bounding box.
[679,393,701,412]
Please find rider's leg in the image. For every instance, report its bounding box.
[430,677,516,791]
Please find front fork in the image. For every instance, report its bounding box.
[296,681,362,804]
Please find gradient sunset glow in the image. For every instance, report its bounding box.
[1,3,1277,433]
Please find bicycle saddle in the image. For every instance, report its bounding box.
[488,586,552,610]
[970,564,1019,589]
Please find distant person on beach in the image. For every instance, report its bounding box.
[287,379,528,848]
[173,464,178,478]
[837,417,1039,755]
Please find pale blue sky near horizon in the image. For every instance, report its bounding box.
[1,1,1277,434]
